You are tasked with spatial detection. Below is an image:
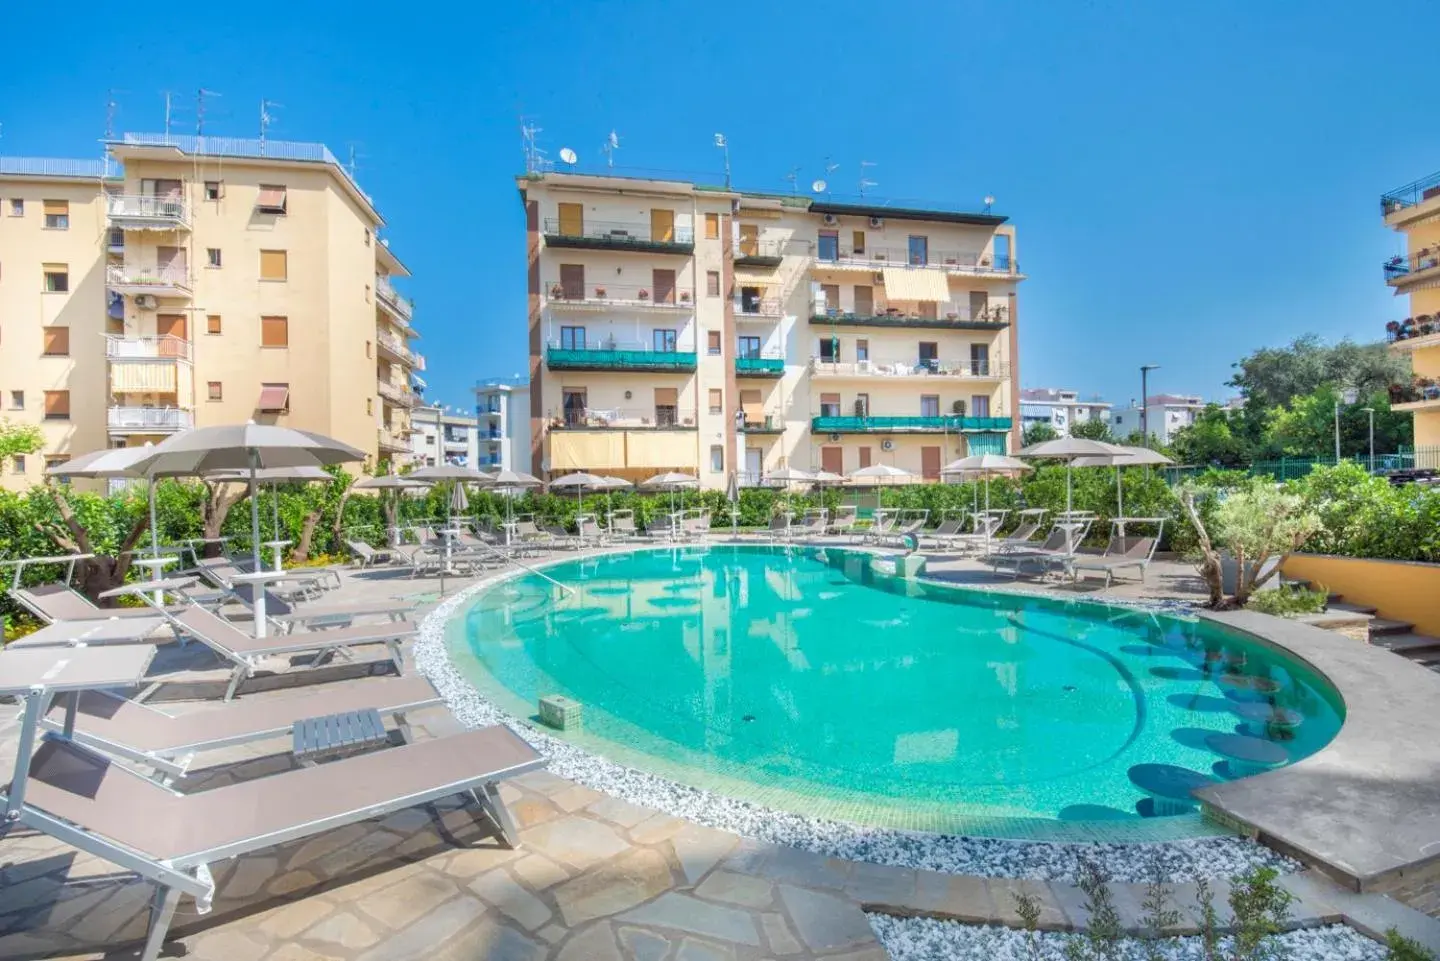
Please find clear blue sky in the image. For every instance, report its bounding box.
[4,1,1434,413]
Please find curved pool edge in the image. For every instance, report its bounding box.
[1193,609,1440,892]
[414,544,1329,849]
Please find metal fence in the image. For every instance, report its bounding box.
[1163,447,1440,483]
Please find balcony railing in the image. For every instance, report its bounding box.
[1382,171,1440,217]
[546,341,697,372]
[546,407,698,430]
[811,414,1013,433]
[734,293,785,318]
[106,264,192,295]
[105,335,193,362]
[810,357,1011,380]
[107,406,193,432]
[1386,316,1440,345]
[734,239,809,267]
[378,426,410,451]
[810,303,1010,330]
[735,353,785,377]
[739,412,785,433]
[542,218,695,254]
[814,243,1017,275]
[377,380,417,407]
[376,276,414,322]
[546,281,695,311]
[1384,249,1440,284]
[376,332,418,366]
[106,194,189,228]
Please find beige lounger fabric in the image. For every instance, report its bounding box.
[20,584,180,622]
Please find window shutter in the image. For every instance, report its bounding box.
[260,249,288,280]
[654,387,678,405]
[43,390,70,417]
[42,327,69,355]
[43,200,68,215]
[261,315,289,347]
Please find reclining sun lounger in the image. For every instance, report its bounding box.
[826,505,858,541]
[1065,520,1165,586]
[984,529,1074,577]
[762,512,794,542]
[347,540,395,568]
[5,728,544,961]
[195,557,335,602]
[222,582,415,634]
[12,581,189,625]
[42,674,443,779]
[4,616,170,650]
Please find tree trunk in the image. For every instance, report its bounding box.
[201,481,249,556]
[331,489,353,551]
[44,490,149,605]
[292,510,322,564]
[1177,487,1232,609]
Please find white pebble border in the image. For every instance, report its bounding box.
[413,569,1299,885]
[867,915,1385,961]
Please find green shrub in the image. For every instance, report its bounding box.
[1245,585,1328,617]
[1385,928,1437,961]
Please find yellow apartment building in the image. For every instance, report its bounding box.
[520,171,1022,489]
[1383,171,1440,463]
[0,135,422,491]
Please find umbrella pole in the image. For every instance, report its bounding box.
[272,482,281,542]
[247,453,269,639]
[1065,462,1075,552]
[984,473,991,556]
[148,473,160,557]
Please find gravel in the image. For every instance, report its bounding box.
[866,915,1386,961]
[414,572,1299,885]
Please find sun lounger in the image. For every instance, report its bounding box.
[158,605,414,700]
[608,510,639,541]
[42,674,443,779]
[195,557,334,601]
[1065,520,1165,586]
[10,581,191,625]
[6,727,544,961]
[346,540,395,568]
[984,529,1074,577]
[924,512,967,547]
[863,511,897,544]
[763,512,794,542]
[4,617,170,650]
[826,505,858,541]
[796,509,828,539]
[223,583,414,633]
[577,515,609,547]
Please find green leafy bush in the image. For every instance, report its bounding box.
[1246,585,1327,617]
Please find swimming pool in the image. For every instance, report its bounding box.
[446,545,1344,840]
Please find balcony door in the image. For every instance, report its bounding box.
[562,388,587,427]
[853,285,873,317]
[740,285,762,314]
[559,264,585,300]
[653,329,677,353]
[921,446,941,480]
[820,446,843,474]
[157,245,186,278]
[819,393,841,418]
[157,314,187,357]
[650,209,675,243]
[920,395,940,418]
[855,393,869,417]
[560,326,586,350]
[738,224,759,257]
[740,389,762,427]
[654,387,678,426]
[970,344,990,376]
[745,448,762,481]
[969,291,988,320]
[971,394,990,417]
[652,268,676,304]
[858,446,872,468]
[557,203,583,237]
[737,335,760,360]
[918,342,938,371]
[908,235,929,266]
[819,335,839,363]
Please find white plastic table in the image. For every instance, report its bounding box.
[228,569,298,638]
[129,556,180,604]
[261,540,292,573]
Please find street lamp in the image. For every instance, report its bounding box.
[1361,406,1376,473]
[1140,365,1160,446]
[1334,388,1358,462]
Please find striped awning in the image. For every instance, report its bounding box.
[881,267,951,303]
[110,362,176,393]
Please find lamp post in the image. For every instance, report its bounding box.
[1334,388,1358,463]
[1140,365,1160,446]
[1361,406,1376,473]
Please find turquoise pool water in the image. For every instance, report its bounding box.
[447,546,1344,839]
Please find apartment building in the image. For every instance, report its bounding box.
[474,378,531,470]
[1019,388,1111,437]
[1382,171,1440,463]
[1111,394,1205,446]
[0,134,422,490]
[520,171,1022,489]
[410,404,479,468]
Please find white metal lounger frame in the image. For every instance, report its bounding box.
[1065,517,1167,586]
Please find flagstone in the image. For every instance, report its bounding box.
[469,868,554,930]
[556,920,625,961]
[760,912,805,956]
[512,852,572,891]
[554,847,674,925]
[618,924,676,961]
[526,815,630,870]
[616,892,761,946]
[358,871,460,929]
[775,884,875,953]
[303,910,381,950]
[695,870,775,909]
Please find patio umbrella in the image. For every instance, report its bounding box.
[596,475,633,525]
[47,445,167,556]
[488,468,541,526]
[940,453,1032,552]
[1014,437,1124,520]
[811,470,845,485]
[353,473,428,544]
[1070,445,1173,518]
[205,465,332,558]
[847,463,913,484]
[408,464,494,532]
[548,471,606,511]
[764,466,814,517]
[641,471,699,520]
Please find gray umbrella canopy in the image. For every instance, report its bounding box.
[489,469,542,488]
[810,470,845,485]
[206,466,333,543]
[940,453,1032,474]
[549,472,606,489]
[353,474,429,490]
[848,463,913,481]
[765,467,815,484]
[46,447,152,478]
[641,472,699,488]
[1014,437,1125,519]
[1070,445,1174,517]
[407,464,494,483]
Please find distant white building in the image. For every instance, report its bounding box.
[1020,388,1112,437]
[1110,394,1206,445]
[410,405,479,468]
[474,378,531,471]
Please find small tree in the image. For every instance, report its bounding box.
[1022,421,1060,447]
[1071,418,1115,443]
[1177,477,1321,608]
[0,419,42,473]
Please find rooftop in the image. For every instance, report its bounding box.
[0,156,118,181]
[1020,387,1111,406]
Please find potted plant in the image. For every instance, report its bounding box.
[952,399,967,416]
[680,290,692,303]
[550,284,564,299]
[854,398,868,418]
[637,288,650,301]
[946,311,959,320]
[594,286,607,298]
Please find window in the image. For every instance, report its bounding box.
[206,248,222,268]
[206,314,222,335]
[43,200,69,229]
[258,383,290,412]
[854,285,874,317]
[654,387,678,427]
[908,235,929,266]
[364,228,371,247]
[43,390,70,421]
[9,199,23,216]
[737,335,760,360]
[43,264,68,293]
[707,271,720,297]
[45,455,68,474]
[558,263,584,299]
[259,249,287,281]
[920,395,940,418]
[12,455,24,474]
[208,382,223,401]
[852,229,865,255]
[559,326,586,350]
[822,284,840,312]
[42,327,69,356]
[653,329,677,353]
[971,395,991,417]
[561,388,587,426]
[740,286,763,314]
[366,398,374,416]
[856,339,869,363]
[260,315,289,347]
[858,446,872,469]
[651,268,676,304]
[970,344,990,376]
[365,340,372,358]
[820,393,842,418]
[704,213,719,239]
[710,445,724,473]
[707,330,721,355]
[708,389,723,415]
[817,229,838,261]
[819,336,839,362]
[10,390,23,410]
[256,184,287,213]
[204,181,223,201]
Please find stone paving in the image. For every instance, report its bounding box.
[1,541,1438,959]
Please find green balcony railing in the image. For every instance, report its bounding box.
[811,415,1012,433]
[546,347,697,372]
[736,356,785,376]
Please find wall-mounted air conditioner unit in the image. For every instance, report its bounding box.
[881,439,895,451]
[822,213,839,226]
[869,216,884,228]
[828,433,841,442]
[134,294,158,310]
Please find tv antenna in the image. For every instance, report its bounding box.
[196,88,221,136]
[714,133,730,188]
[162,91,176,137]
[983,194,995,213]
[520,118,550,174]
[859,160,878,199]
[601,130,620,168]
[824,157,840,176]
[259,99,282,150]
[104,89,125,140]
[784,166,801,194]
[559,146,577,168]
[346,142,365,180]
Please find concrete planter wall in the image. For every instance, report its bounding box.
[1282,553,1440,635]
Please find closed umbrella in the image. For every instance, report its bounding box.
[940,453,1032,553]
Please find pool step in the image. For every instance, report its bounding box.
[1327,600,1379,617]
[1376,632,1440,658]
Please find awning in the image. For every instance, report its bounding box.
[256,186,287,210]
[550,432,625,470]
[110,362,176,393]
[626,431,697,469]
[257,385,289,412]
[881,267,951,303]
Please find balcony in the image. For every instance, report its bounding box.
[546,407,698,430]
[1384,249,1440,287]
[378,426,410,452]
[734,239,806,268]
[443,437,469,452]
[546,342,697,372]
[1386,316,1440,352]
[107,194,189,230]
[106,264,192,298]
[811,414,1013,434]
[376,332,419,367]
[810,358,1010,381]
[813,243,1019,278]
[810,303,1010,331]
[105,335,193,363]
[546,282,695,313]
[739,413,784,434]
[1381,171,1440,225]
[733,291,785,320]
[542,218,695,255]
[377,379,417,408]
[376,276,414,324]
[107,406,192,434]
[736,353,785,378]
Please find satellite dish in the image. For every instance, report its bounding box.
[559,147,577,165]
[984,194,996,206]
[812,179,827,193]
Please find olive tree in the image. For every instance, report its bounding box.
[1177,478,1321,609]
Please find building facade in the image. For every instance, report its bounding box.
[1110,394,1204,446]
[520,172,1022,489]
[1019,388,1111,437]
[0,134,422,491]
[410,405,479,468]
[474,378,531,470]
[1382,172,1440,461]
